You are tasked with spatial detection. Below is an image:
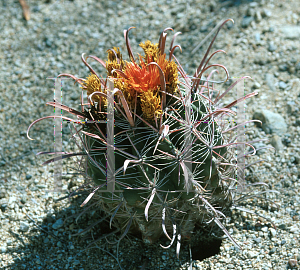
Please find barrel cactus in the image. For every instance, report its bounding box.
[27,19,261,257]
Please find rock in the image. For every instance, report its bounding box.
[289,224,299,233]
[21,72,31,79]
[224,244,230,251]
[284,179,292,187]
[254,32,261,42]
[0,198,8,211]
[268,42,277,52]
[0,190,5,199]
[62,126,71,135]
[19,221,30,232]
[36,184,47,189]
[288,258,298,268]
[8,196,17,205]
[253,237,261,244]
[26,174,32,180]
[255,10,262,22]
[265,73,276,91]
[253,110,287,135]
[241,16,254,28]
[269,26,275,32]
[20,195,27,204]
[289,67,295,74]
[269,228,276,237]
[280,25,300,39]
[200,25,208,32]
[249,2,258,7]
[45,38,53,48]
[278,81,287,89]
[287,101,299,115]
[247,251,258,258]
[254,53,268,65]
[52,218,64,230]
[252,81,261,89]
[262,9,272,17]
[270,135,284,152]
[247,7,255,17]
[278,64,288,72]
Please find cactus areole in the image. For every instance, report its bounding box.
[27,19,261,257]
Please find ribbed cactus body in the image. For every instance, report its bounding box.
[85,90,232,244]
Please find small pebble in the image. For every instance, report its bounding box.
[0,190,5,199]
[262,9,272,17]
[289,258,298,267]
[19,221,30,232]
[270,135,284,152]
[253,81,261,89]
[247,251,258,259]
[52,218,64,230]
[269,228,276,237]
[278,81,287,89]
[269,247,276,255]
[241,16,254,28]
[265,73,276,91]
[253,237,261,244]
[268,42,277,52]
[254,32,261,42]
[281,240,286,245]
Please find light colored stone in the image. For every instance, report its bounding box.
[253,110,287,135]
[269,228,277,237]
[247,251,258,258]
[270,134,284,152]
[280,25,300,39]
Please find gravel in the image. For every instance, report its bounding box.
[1,0,300,269]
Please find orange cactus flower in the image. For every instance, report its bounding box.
[122,54,168,94]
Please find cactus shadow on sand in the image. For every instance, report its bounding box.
[4,189,228,270]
